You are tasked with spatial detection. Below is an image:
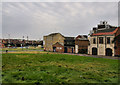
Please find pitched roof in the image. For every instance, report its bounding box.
[45,33,64,37]
[65,37,75,40]
[52,42,64,46]
[92,27,118,36]
[75,35,88,40]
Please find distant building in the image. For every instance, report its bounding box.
[0,39,5,48]
[0,39,42,47]
[43,33,75,53]
[64,37,75,53]
[75,35,89,54]
[52,42,64,53]
[113,27,120,56]
[43,33,65,51]
[88,21,120,56]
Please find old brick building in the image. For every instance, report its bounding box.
[0,39,42,47]
[75,35,89,54]
[43,33,75,53]
[88,21,119,56]
[114,27,120,56]
[43,33,65,51]
[0,39,5,48]
[64,37,75,53]
[52,42,64,53]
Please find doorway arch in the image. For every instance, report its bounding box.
[106,48,112,56]
[92,47,97,55]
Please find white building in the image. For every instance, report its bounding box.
[88,21,119,56]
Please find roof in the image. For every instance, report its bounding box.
[75,35,88,40]
[52,42,64,46]
[44,33,64,37]
[65,37,75,40]
[96,27,117,33]
[92,27,118,36]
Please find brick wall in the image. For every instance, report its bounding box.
[115,27,120,56]
[52,43,64,53]
[67,47,75,53]
[75,40,89,50]
[115,36,120,56]
[44,33,65,51]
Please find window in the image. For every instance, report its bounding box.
[118,39,120,43]
[57,47,62,49]
[93,38,96,44]
[107,37,110,44]
[60,47,62,49]
[99,37,103,44]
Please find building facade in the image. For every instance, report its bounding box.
[64,37,75,53]
[52,42,64,53]
[114,27,120,56]
[43,33,65,51]
[88,21,119,56]
[0,39,42,47]
[75,35,89,54]
[0,39,5,48]
[43,33,75,53]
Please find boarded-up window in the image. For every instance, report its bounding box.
[107,37,110,44]
[99,37,103,44]
[93,38,96,44]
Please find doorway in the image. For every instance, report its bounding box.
[106,48,112,56]
[92,47,97,55]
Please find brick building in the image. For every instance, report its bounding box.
[113,27,120,56]
[0,39,5,48]
[52,42,64,53]
[88,21,119,56]
[43,33,75,53]
[64,37,75,53]
[75,35,89,54]
[43,33,65,51]
[1,39,42,47]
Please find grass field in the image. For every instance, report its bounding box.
[1,46,43,51]
[2,53,119,84]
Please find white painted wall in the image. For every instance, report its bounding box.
[89,35,115,56]
[75,45,78,53]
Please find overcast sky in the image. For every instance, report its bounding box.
[2,2,118,40]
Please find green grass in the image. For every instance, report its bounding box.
[2,53,119,84]
[1,47,43,51]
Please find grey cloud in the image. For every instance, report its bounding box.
[2,2,118,40]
